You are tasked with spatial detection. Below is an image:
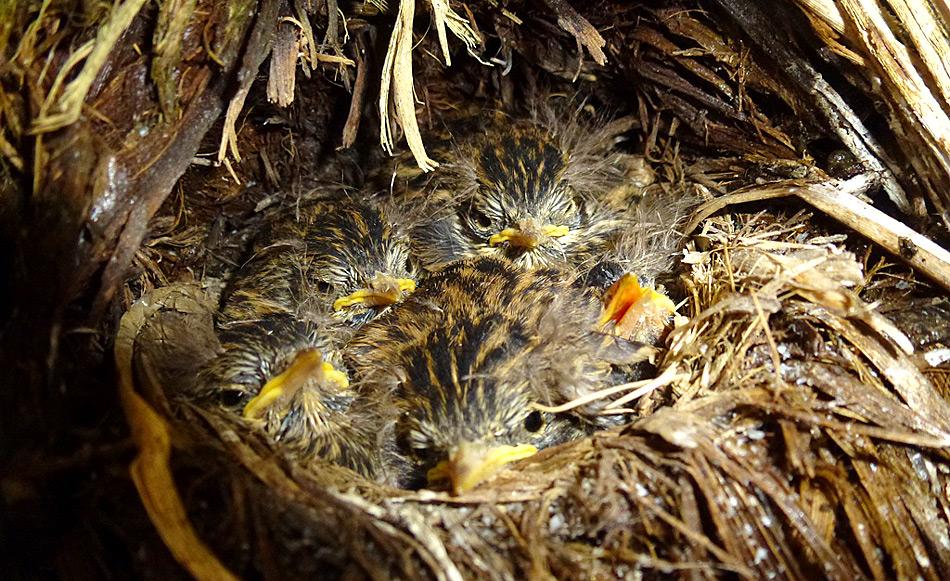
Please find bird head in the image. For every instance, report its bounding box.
[293,200,418,325]
[358,261,591,492]
[456,127,588,269]
[199,316,355,452]
[221,198,418,328]
[395,338,584,495]
[408,123,629,271]
[349,257,640,493]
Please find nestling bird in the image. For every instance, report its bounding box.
[115,283,392,479]
[347,256,651,494]
[397,106,642,271]
[585,187,694,344]
[191,194,421,479]
[197,313,394,480]
[221,195,418,328]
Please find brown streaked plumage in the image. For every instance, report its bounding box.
[193,195,421,480]
[399,107,641,271]
[221,195,417,328]
[198,313,395,481]
[117,283,394,480]
[347,257,650,492]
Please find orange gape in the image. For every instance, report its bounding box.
[599,273,677,344]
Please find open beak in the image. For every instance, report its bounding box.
[242,348,349,420]
[332,276,416,311]
[426,442,538,495]
[598,273,676,342]
[489,221,569,250]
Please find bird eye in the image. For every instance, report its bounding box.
[471,209,493,230]
[524,410,544,433]
[314,280,332,293]
[219,389,247,408]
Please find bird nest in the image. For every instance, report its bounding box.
[5,0,950,579]
[116,207,950,579]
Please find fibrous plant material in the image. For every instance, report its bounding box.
[6,0,950,578]
[686,173,950,292]
[792,0,950,228]
[4,0,286,329]
[217,0,284,165]
[379,0,440,171]
[542,0,607,78]
[29,0,150,134]
[711,0,915,215]
[115,208,950,578]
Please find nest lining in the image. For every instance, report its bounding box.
[6,0,950,579]
[119,205,950,579]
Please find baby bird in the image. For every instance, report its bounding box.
[116,283,391,479]
[585,187,695,344]
[194,194,418,479]
[221,195,417,328]
[399,108,639,271]
[198,314,392,480]
[348,257,650,494]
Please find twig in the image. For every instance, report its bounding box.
[684,187,802,234]
[686,174,950,293]
[542,0,608,75]
[267,21,298,108]
[342,35,369,148]
[217,0,281,163]
[794,175,950,292]
[836,0,950,227]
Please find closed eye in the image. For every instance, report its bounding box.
[470,208,493,231]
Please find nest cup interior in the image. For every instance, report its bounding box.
[7,0,950,579]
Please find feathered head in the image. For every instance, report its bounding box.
[222,195,418,327]
[348,257,649,493]
[407,104,638,271]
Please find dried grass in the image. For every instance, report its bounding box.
[7,0,950,578]
[117,197,950,579]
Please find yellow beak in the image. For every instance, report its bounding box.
[598,273,676,339]
[488,224,569,250]
[242,348,349,420]
[332,277,416,311]
[426,442,538,495]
